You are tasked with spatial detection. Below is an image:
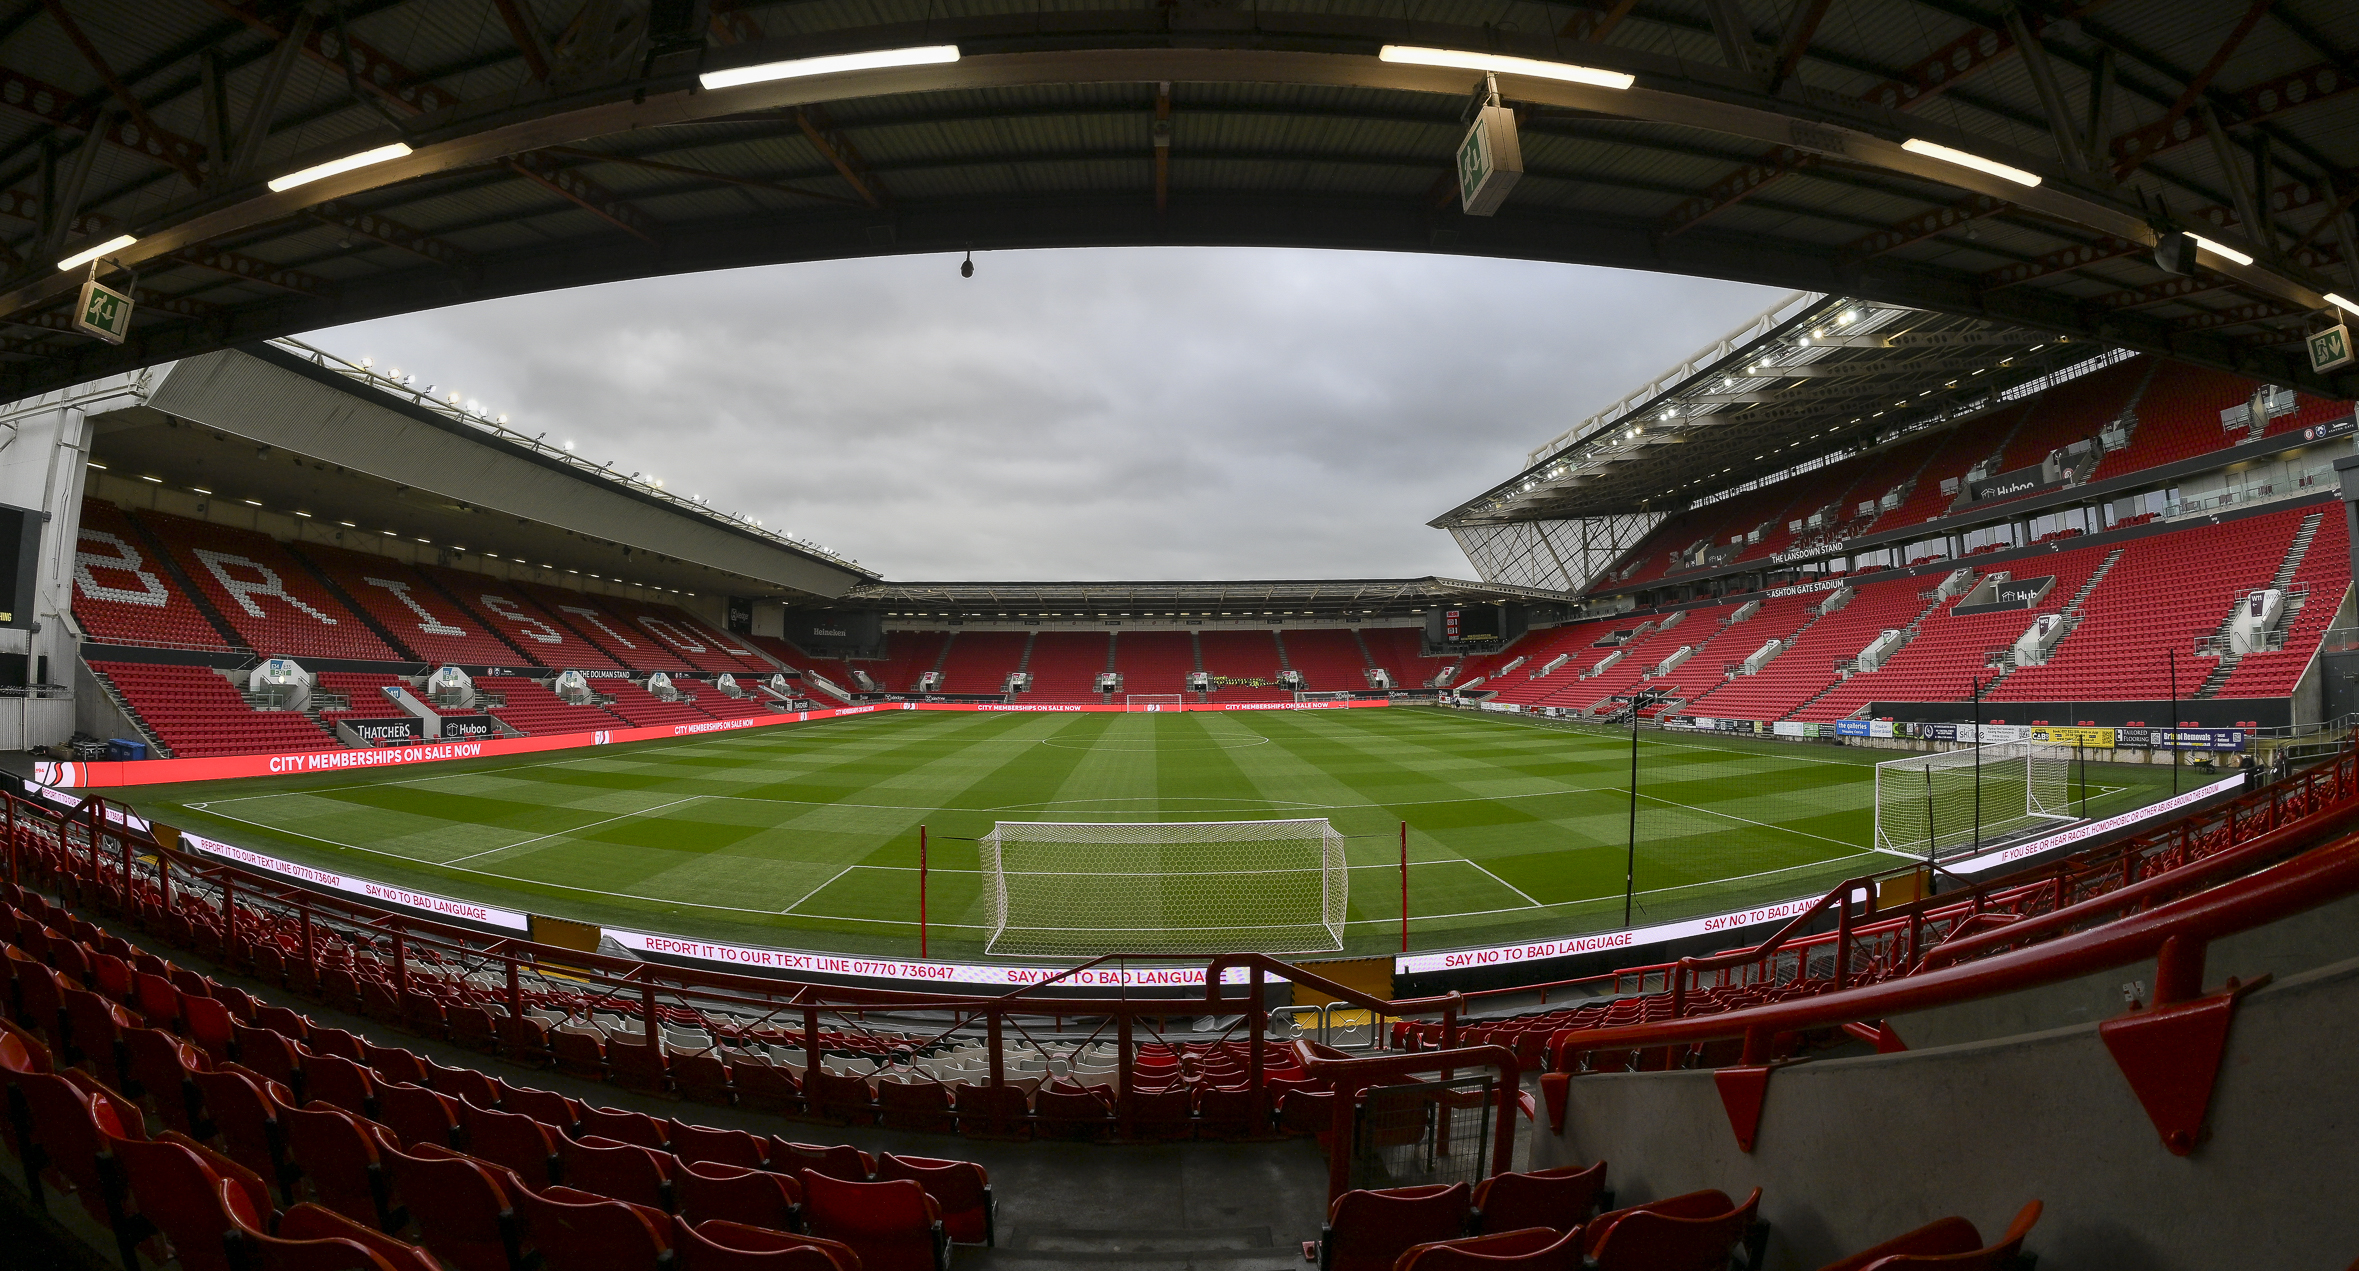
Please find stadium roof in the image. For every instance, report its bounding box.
[1431,292,2110,525]
[0,0,2352,418]
[832,577,1568,614]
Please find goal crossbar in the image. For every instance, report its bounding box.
[980,818,1348,956]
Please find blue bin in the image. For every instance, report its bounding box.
[106,739,148,762]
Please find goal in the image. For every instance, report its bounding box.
[1125,694,1185,712]
[979,819,1349,956]
[1873,742,2074,858]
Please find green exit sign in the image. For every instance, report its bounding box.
[75,278,134,345]
[1457,105,1524,217]
[2311,323,2352,373]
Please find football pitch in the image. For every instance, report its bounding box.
[118,706,2185,961]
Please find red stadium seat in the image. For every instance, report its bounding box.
[769,1138,873,1180]
[798,1170,950,1271]
[877,1153,994,1245]
[1585,1188,1764,1271]
[513,1182,674,1271]
[380,1141,527,1271]
[579,1101,670,1149]
[284,1100,406,1232]
[375,1081,464,1151]
[1319,1183,1473,1271]
[559,1132,677,1211]
[1471,1162,1608,1234]
[242,1201,442,1270]
[462,1102,564,1187]
[674,1217,860,1270]
[667,1118,769,1170]
[113,1133,261,1271]
[1395,1226,1582,1270]
[676,1160,802,1232]
[1816,1201,2042,1271]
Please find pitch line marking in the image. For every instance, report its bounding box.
[781,864,861,915]
[442,795,708,865]
[185,806,836,920]
[1460,857,1544,909]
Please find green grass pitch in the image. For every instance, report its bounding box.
[117,706,2186,961]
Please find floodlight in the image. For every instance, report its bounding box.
[1378,46,1634,89]
[700,45,959,90]
[268,142,413,192]
[58,234,137,272]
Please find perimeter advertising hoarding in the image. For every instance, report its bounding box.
[610,928,1281,990]
[1396,772,2245,976]
[32,698,1396,788]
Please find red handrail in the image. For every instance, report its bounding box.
[1546,815,2359,1062]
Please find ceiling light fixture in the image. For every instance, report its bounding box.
[58,234,137,272]
[1901,138,2039,187]
[268,141,413,193]
[700,44,959,90]
[2323,293,2359,317]
[1378,46,1634,89]
[2186,233,2254,267]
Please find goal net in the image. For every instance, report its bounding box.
[1125,694,1184,712]
[1873,742,2074,858]
[979,819,1348,956]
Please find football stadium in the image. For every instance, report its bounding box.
[0,3,2355,1270]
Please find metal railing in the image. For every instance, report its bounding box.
[8,738,2353,1183]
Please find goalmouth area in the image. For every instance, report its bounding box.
[109,705,2192,963]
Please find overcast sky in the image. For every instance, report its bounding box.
[308,250,1777,582]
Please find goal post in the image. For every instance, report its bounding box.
[1125,694,1185,712]
[1872,741,2074,858]
[979,819,1349,956]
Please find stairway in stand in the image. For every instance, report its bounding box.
[2197,511,2323,698]
[1986,548,2126,693]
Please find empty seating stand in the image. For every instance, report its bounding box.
[89,661,341,758]
[131,509,401,663]
[419,567,621,671]
[673,678,777,721]
[0,885,998,1271]
[71,500,240,652]
[1279,629,1371,692]
[476,674,627,735]
[934,631,1029,695]
[602,680,718,727]
[1023,631,1112,701]
[515,582,697,673]
[297,545,529,667]
[1112,631,1199,696]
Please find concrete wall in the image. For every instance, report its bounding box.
[0,372,146,750]
[1534,952,2359,1270]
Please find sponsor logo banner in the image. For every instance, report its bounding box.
[177,830,532,931]
[2114,727,2248,752]
[2300,414,2356,442]
[338,717,424,744]
[2027,725,2115,748]
[609,928,1279,989]
[1969,464,2051,502]
[1401,772,2244,974]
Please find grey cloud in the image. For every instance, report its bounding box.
[308,248,1778,581]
